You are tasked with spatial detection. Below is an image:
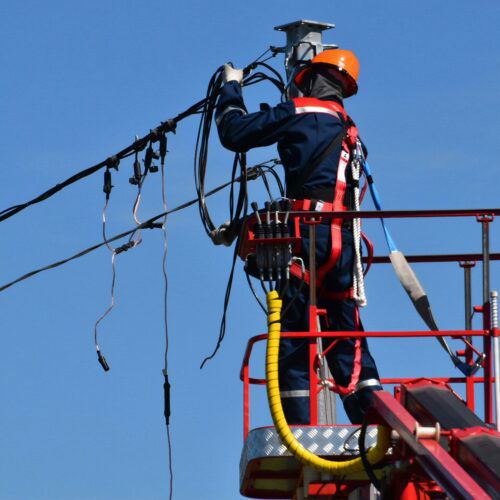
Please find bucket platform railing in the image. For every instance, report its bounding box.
[238,208,500,499]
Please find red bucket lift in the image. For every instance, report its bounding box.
[238,208,500,499]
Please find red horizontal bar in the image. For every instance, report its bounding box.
[365,253,500,264]
[277,330,488,339]
[287,208,500,220]
[380,377,495,385]
[240,331,488,381]
[244,376,497,388]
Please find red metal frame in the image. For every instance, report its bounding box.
[239,208,498,496]
[370,391,490,499]
[239,329,495,440]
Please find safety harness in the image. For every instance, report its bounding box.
[288,97,370,306]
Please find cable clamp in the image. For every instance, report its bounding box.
[246,166,260,181]
[143,221,163,230]
[160,119,177,134]
[115,241,136,255]
[269,45,285,54]
[106,155,120,171]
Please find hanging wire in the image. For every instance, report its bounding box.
[195,60,286,367]
[93,151,145,371]
[0,48,283,226]
[93,183,117,372]
[158,132,173,500]
[0,161,279,295]
[244,266,268,314]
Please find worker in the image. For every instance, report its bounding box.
[213,50,382,425]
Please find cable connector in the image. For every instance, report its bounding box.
[269,45,285,54]
[103,169,113,199]
[161,119,177,134]
[115,241,135,255]
[159,133,168,165]
[106,155,120,171]
[129,154,142,185]
[163,370,171,426]
[246,166,260,181]
[96,347,110,372]
[143,221,163,230]
[144,144,160,173]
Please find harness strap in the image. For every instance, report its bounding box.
[362,232,374,276]
[288,98,363,300]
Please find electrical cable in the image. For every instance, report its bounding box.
[244,266,268,314]
[261,165,285,197]
[194,61,284,240]
[199,232,241,369]
[193,60,285,366]
[359,418,383,491]
[94,149,146,371]
[0,162,278,295]
[93,195,116,372]
[0,50,283,226]
[257,167,275,201]
[158,132,173,500]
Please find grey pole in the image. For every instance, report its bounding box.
[482,220,491,305]
[274,20,337,97]
[463,263,473,332]
[491,290,500,431]
[481,218,493,423]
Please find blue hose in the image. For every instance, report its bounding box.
[361,160,398,253]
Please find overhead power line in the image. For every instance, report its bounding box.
[0,51,280,225]
[0,160,280,294]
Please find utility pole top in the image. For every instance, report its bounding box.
[273,19,338,97]
[274,19,335,32]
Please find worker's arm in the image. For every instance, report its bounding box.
[215,81,295,152]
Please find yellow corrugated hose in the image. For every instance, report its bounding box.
[265,290,390,474]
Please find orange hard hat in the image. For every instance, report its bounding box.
[293,49,360,97]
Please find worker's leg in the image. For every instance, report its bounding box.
[320,229,382,424]
[275,222,331,424]
[323,299,382,424]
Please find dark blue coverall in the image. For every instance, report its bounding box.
[216,81,381,424]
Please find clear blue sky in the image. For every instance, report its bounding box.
[1,1,499,499]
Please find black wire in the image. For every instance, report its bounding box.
[261,166,285,197]
[359,419,382,491]
[244,268,267,314]
[159,148,173,500]
[280,274,305,318]
[0,54,283,226]
[257,167,274,201]
[0,127,176,224]
[166,424,173,500]
[200,235,240,369]
[0,164,274,294]
[193,60,287,368]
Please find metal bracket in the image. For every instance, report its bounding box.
[274,19,337,97]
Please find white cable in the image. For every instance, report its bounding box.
[161,158,169,372]
[131,186,144,247]
[94,200,117,349]
[351,140,367,307]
